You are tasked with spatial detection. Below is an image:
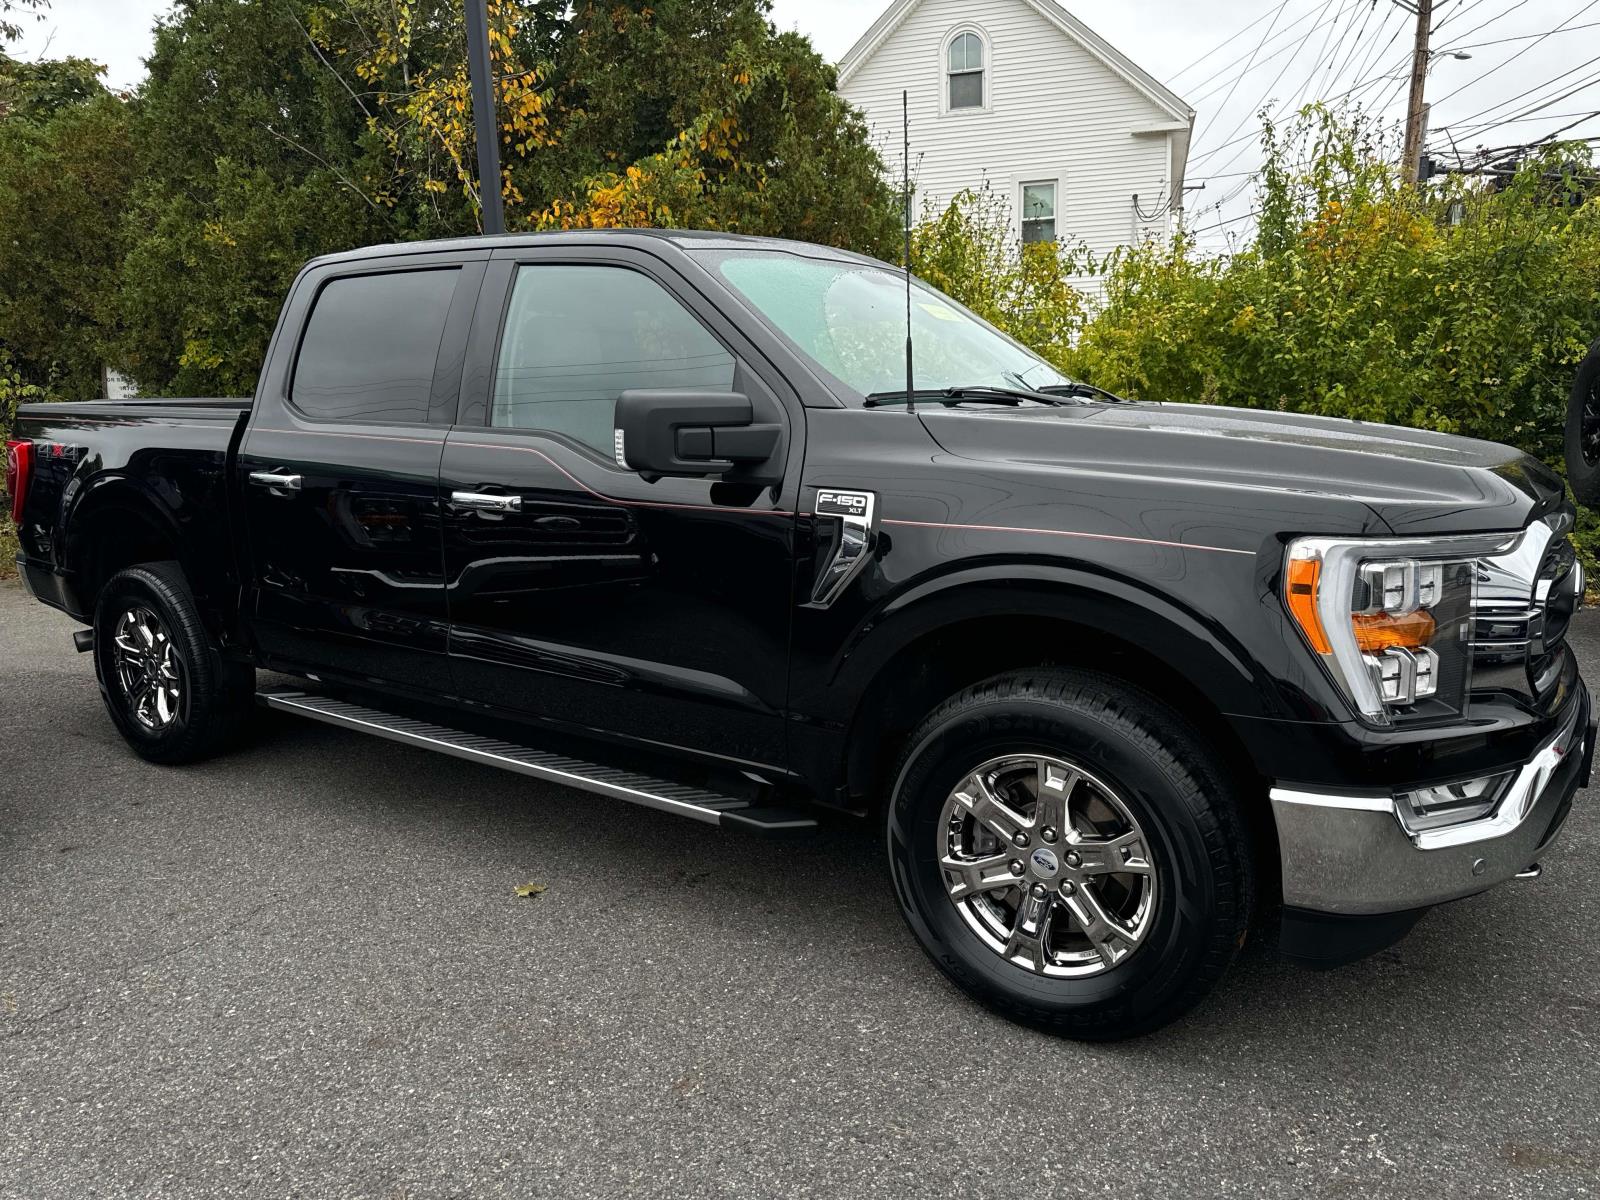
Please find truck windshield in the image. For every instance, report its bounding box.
[697,248,1073,403]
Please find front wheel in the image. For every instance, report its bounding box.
[93,562,254,764]
[886,669,1253,1040]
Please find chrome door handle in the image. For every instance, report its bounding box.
[248,471,302,491]
[451,491,523,514]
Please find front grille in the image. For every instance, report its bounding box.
[1471,515,1580,702]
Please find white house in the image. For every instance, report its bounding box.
[838,0,1194,261]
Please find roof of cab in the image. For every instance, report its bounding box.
[305,228,884,270]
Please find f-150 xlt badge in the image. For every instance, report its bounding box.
[816,489,872,519]
[809,489,877,608]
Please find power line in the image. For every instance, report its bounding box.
[1342,0,1412,86]
[1192,0,1293,143]
[1287,0,1370,115]
[1435,49,1600,133]
[1324,0,1383,86]
[1318,9,1415,107]
[1189,0,1368,110]
[1442,19,1600,53]
[1431,0,1600,108]
[1184,1,1319,102]
[1167,3,1288,84]
[1188,208,1264,236]
[1432,0,1535,51]
[1436,108,1600,135]
[1193,0,1345,160]
[1479,75,1600,140]
[1430,0,1493,34]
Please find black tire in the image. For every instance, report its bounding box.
[886,668,1253,1040]
[1564,336,1600,507]
[92,562,254,764]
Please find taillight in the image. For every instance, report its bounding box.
[4,439,32,525]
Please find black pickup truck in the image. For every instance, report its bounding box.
[6,231,1591,1039]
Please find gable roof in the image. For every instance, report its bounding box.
[837,0,1194,128]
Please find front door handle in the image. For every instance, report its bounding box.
[451,491,523,514]
[249,471,303,492]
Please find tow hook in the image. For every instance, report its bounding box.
[72,628,94,653]
[1516,864,1543,880]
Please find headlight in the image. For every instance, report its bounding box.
[1284,533,1511,725]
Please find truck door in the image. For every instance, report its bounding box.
[236,250,486,693]
[438,246,803,773]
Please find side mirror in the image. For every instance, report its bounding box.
[615,389,783,487]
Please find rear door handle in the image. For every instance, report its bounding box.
[451,491,523,514]
[249,471,303,492]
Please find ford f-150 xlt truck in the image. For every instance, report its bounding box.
[5,231,1591,1039]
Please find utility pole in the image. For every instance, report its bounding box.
[1401,0,1434,185]
[463,0,505,234]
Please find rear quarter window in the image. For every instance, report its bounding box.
[291,269,459,424]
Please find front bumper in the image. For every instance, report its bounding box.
[1270,683,1591,919]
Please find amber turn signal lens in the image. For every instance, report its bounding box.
[1286,556,1330,654]
[1352,609,1436,651]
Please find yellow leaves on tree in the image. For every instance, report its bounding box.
[314,0,554,227]
[537,64,761,233]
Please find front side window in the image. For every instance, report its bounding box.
[948,31,984,109]
[292,269,459,424]
[493,264,735,455]
[703,249,1072,401]
[1021,182,1057,243]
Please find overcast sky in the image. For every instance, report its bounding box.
[11,1,1600,252]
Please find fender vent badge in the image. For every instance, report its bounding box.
[810,489,877,607]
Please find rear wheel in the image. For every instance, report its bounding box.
[886,668,1252,1040]
[93,562,254,764]
[1563,336,1600,507]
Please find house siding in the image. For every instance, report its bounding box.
[840,0,1181,267]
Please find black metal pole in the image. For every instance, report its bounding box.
[464,0,505,234]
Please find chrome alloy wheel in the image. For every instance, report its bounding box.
[111,605,185,732]
[938,754,1158,978]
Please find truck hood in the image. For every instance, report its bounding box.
[917,401,1566,537]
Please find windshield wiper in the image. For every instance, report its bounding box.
[1032,381,1129,403]
[863,385,1074,409]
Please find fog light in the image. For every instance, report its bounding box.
[1395,771,1513,834]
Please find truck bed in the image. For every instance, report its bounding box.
[11,397,251,623]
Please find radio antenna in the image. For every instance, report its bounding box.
[902,89,915,415]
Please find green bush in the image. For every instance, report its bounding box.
[0,514,16,581]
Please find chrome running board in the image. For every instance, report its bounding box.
[257,689,817,833]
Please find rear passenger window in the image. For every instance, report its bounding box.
[493,264,735,455]
[292,269,459,424]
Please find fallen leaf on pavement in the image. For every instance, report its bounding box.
[514,882,547,898]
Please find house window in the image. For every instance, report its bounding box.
[947,31,984,109]
[1021,182,1057,243]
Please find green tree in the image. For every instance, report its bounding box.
[532,1,898,253]
[116,0,900,397]
[113,0,420,395]
[0,52,132,401]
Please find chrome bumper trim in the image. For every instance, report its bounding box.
[1268,696,1588,916]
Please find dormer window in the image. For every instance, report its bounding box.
[947,31,984,110]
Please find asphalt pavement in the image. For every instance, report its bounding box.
[3,579,1600,1199]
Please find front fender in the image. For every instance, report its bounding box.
[824,558,1287,724]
